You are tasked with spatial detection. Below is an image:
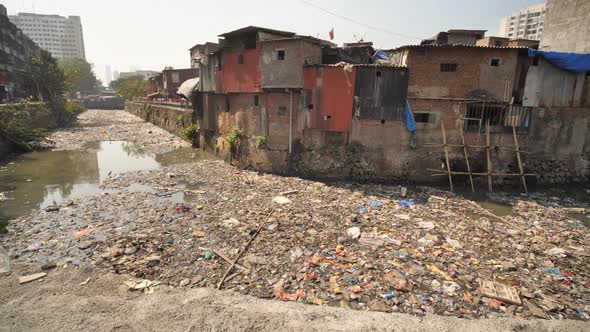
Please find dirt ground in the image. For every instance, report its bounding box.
[0,263,586,332]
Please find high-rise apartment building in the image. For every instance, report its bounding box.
[9,12,85,59]
[498,3,546,41]
[105,65,112,86]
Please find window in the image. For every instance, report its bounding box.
[440,63,457,72]
[495,41,503,46]
[490,58,500,66]
[414,113,432,123]
[376,71,382,77]
[464,103,531,132]
[238,54,244,64]
[254,95,259,106]
[277,50,285,60]
[278,106,287,115]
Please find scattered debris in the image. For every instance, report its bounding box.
[2,110,589,320]
[272,196,291,205]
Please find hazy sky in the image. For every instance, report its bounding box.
[4,0,541,84]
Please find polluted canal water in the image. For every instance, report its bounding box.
[0,141,204,221]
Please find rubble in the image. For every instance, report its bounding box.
[1,110,589,320]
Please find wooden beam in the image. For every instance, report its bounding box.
[460,124,475,193]
[441,121,453,192]
[486,120,493,193]
[512,125,528,193]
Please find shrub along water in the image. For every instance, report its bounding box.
[0,99,84,153]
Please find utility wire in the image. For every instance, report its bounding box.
[299,0,425,41]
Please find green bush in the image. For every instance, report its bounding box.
[182,124,199,146]
[225,127,243,155]
[177,114,184,124]
[255,135,267,149]
[0,101,51,150]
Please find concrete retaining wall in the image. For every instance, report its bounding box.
[126,101,195,138]
[126,100,589,185]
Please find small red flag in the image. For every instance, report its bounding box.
[329,28,334,40]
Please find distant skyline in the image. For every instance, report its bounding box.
[3,0,542,84]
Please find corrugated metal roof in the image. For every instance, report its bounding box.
[387,44,529,52]
[305,63,407,69]
[219,26,295,38]
[259,35,335,46]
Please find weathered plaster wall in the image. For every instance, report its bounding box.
[540,0,590,53]
[261,40,321,88]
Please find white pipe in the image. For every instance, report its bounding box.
[289,89,293,154]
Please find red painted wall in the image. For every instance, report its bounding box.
[303,66,356,132]
[222,48,262,93]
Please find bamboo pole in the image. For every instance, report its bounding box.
[460,124,475,192]
[441,121,453,192]
[485,120,493,193]
[512,125,528,193]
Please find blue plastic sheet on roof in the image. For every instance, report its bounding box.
[528,48,590,73]
[403,100,416,132]
[375,50,390,60]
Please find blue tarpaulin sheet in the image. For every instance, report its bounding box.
[528,48,590,73]
[404,100,416,132]
[375,50,390,60]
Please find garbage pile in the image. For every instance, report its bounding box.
[49,109,188,153]
[2,160,589,320]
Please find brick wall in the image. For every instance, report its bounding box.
[405,47,521,102]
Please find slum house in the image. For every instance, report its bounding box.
[197,27,335,166]
[420,29,487,46]
[388,44,590,184]
[149,68,199,99]
[189,42,219,69]
[192,26,416,175]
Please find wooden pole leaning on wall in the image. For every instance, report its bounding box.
[512,125,528,193]
[485,120,493,193]
[460,124,475,193]
[441,121,454,192]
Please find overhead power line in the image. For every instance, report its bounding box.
[299,0,425,41]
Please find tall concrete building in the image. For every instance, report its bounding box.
[9,12,85,59]
[105,65,112,86]
[498,3,546,41]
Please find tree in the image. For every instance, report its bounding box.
[59,58,101,97]
[22,49,65,103]
[110,75,148,100]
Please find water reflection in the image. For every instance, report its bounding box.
[0,141,200,220]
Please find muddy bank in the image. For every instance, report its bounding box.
[1,110,589,329]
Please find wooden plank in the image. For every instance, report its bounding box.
[512,125,528,193]
[485,120,493,193]
[441,121,453,192]
[480,280,522,305]
[19,272,47,284]
[460,124,475,192]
